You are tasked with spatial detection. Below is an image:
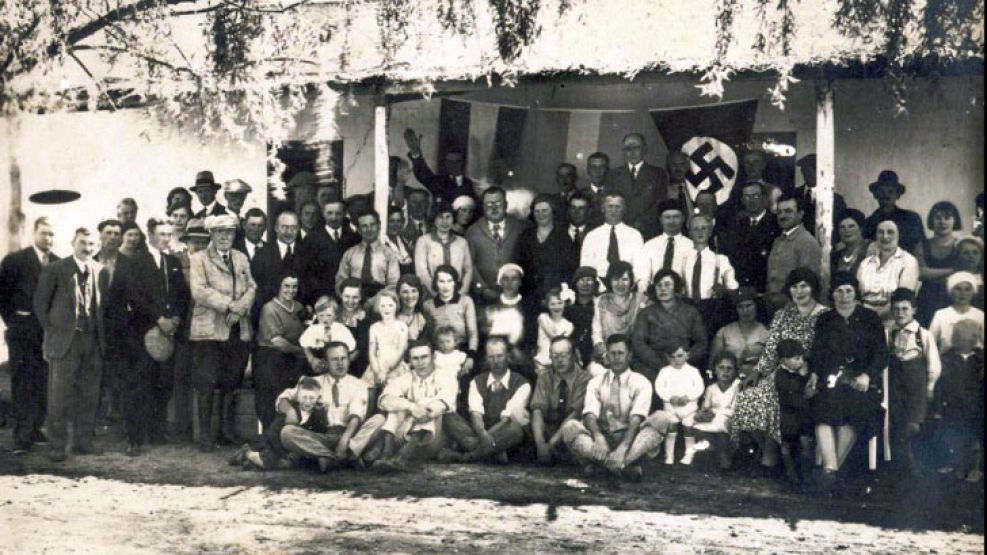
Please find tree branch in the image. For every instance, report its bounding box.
[67,50,120,111]
[47,0,200,57]
[70,44,200,80]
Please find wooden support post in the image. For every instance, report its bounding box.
[373,100,389,241]
[815,80,835,295]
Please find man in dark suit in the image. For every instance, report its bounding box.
[723,181,782,292]
[33,227,105,462]
[0,217,58,454]
[575,151,609,228]
[233,207,267,261]
[252,210,301,318]
[112,218,190,455]
[404,128,480,208]
[795,154,847,240]
[401,188,431,243]
[295,199,359,306]
[191,170,228,219]
[465,187,529,302]
[604,133,670,240]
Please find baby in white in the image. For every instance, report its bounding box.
[654,344,705,465]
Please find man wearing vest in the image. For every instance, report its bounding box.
[442,336,531,462]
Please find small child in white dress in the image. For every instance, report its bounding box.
[692,353,741,469]
[299,296,357,372]
[655,343,706,465]
[432,326,473,383]
[365,289,409,389]
[534,287,575,374]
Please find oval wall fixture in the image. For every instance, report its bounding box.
[29,189,81,204]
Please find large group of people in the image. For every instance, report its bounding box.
[1,131,984,494]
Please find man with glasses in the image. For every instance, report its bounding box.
[604,133,670,240]
[530,336,592,465]
[465,187,529,302]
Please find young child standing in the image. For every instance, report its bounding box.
[692,353,741,470]
[299,296,357,372]
[887,288,941,472]
[774,339,816,486]
[233,377,328,470]
[930,272,984,351]
[933,320,984,482]
[655,343,706,465]
[364,289,410,407]
[533,287,575,374]
[432,326,473,383]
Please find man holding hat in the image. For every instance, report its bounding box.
[188,214,257,451]
[863,170,925,253]
[113,217,189,455]
[191,171,228,219]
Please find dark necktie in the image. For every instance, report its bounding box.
[332,379,340,408]
[223,252,236,293]
[662,236,675,270]
[558,378,569,417]
[417,222,425,236]
[572,227,583,247]
[77,266,92,331]
[283,243,294,267]
[492,223,502,244]
[691,252,703,302]
[360,245,374,284]
[607,226,620,267]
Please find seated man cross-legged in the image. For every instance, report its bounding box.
[561,334,674,479]
[275,342,368,472]
[530,336,592,465]
[442,336,532,463]
[348,341,458,472]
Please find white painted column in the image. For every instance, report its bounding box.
[373,102,389,240]
[815,80,835,294]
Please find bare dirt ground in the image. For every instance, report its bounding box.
[0,365,983,553]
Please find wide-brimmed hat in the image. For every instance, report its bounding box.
[144,327,174,363]
[191,170,220,191]
[204,214,238,231]
[223,179,252,195]
[180,218,209,242]
[868,170,906,196]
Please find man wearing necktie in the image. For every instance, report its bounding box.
[278,342,368,472]
[579,192,644,280]
[251,211,301,329]
[189,215,257,452]
[722,181,781,293]
[530,337,592,465]
[112,218,190,456]
[465,187,529,302]
[336,211,400,300]
[295,199,359,306]
[678,215,738,340]
[602,133,670,240]
[0,217,58,454]
[33,227,105,462]
[560,334,673,479]
[633,199,692,292]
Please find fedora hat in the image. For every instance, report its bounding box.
[868,170,906,196]
[223,179,252,195]
[191,170,220,191]
[144,327,174,363]
[180,218,209,243]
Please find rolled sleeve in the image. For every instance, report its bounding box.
[629,375,653,420]
[529,374,552,415]
[502,382,531,426]
[467,380,484,416]
[582,376,603,418]
[345,382,369,423]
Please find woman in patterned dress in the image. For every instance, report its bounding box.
[731,268,830,473]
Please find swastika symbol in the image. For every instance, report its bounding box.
[687,141,735,192]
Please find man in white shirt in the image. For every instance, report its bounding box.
[566,192,597,251]
[560,334,674,479]
[348,341,458,472]
[678,214,738,302]
[580,192,644,279]
[278,342,368,472]
[441,337,531,463]
[634,199,693,292]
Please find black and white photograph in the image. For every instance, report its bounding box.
[0,0,983,552]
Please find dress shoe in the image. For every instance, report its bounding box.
[74,445,104,456]
[126,444,142,457]
[49,449,68,462]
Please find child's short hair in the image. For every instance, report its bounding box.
[665,339,690,356]
[372,288,400,315]
[541,286,564,309]
[314,295,339,314]
[434,326,457,339]
[711,351,739,371]
[890,287,916,306]
[776,338,805,360]
[297,377,322,392]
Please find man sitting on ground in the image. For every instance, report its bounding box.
[530,336,592,465]
[561,334,674,479]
